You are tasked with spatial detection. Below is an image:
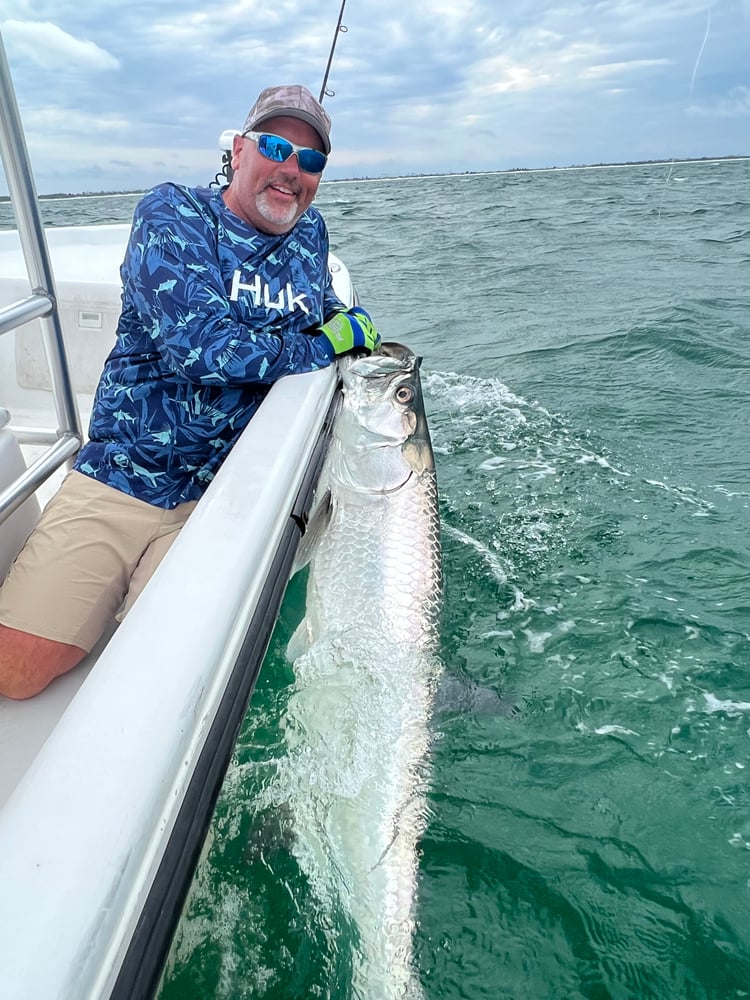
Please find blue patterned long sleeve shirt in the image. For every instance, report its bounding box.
[74,183,343,508]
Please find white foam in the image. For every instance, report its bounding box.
[575,452,630,476]
[423,371,527,415]
[522,628,553,653]
[644,479,715,511]
[711,485,750,499]
[478,456,510,471]
[442,523,509,585]
[703,693,750,716]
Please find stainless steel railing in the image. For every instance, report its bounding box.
[0,31,83,524]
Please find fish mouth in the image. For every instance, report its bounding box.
[378,342,418,366]
[344,343,418,381]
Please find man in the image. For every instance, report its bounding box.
[0,84,379,699]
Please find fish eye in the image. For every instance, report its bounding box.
[395,385,414,404]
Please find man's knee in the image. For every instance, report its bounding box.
[0,623,86,700]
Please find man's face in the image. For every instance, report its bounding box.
[223,115,325,235]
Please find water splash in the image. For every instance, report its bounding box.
[257,631,441,1000]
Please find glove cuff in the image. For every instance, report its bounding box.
[317,333,337,361]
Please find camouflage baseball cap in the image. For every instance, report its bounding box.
[242,85,332,154]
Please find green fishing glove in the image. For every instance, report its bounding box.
[317,307,381,358]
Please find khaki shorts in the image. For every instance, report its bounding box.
[0,471,196,651]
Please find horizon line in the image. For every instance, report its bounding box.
[1,153,748,202]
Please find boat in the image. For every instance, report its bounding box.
[0,34,354,999]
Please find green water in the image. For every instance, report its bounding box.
[18,162,750,998]
[167,163,750,999]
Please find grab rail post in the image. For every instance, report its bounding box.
[0,31,82,522]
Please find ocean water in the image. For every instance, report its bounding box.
[10,161,750,997]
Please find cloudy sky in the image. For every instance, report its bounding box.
[1,0,748,195]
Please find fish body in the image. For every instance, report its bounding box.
[275,343,442,997]
[293,342,441,655]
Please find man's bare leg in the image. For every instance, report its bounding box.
[0,624,86,700]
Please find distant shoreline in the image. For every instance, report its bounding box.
[1,154,748,201]
[330,154,749,185]
[331,155,750,186]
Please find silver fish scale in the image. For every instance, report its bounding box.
[304,467,441,653]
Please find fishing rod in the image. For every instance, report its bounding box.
[211,1,347,188]
[319,0,348,103]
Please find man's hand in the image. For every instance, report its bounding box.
[317,307,381,357]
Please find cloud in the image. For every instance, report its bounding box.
[582,59,671,80]
[688,86,750,118]
[0,0,747,193]
[1,19,120,71]
[22,105,129,133]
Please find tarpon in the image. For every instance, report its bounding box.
[264,343,442,998]
[292,341,442,654]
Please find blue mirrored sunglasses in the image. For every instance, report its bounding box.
[242,131,327,174]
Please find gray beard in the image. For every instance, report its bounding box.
[256,188,300,228]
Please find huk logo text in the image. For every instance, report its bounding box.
[230,270,311,315]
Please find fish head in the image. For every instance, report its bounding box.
[332,343,436,495]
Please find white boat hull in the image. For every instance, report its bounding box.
[0,221,355,998]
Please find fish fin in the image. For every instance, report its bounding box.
[291,489,333,574]
[243,801,296,863]
[434,673,518,717]
[286,617,312,663]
